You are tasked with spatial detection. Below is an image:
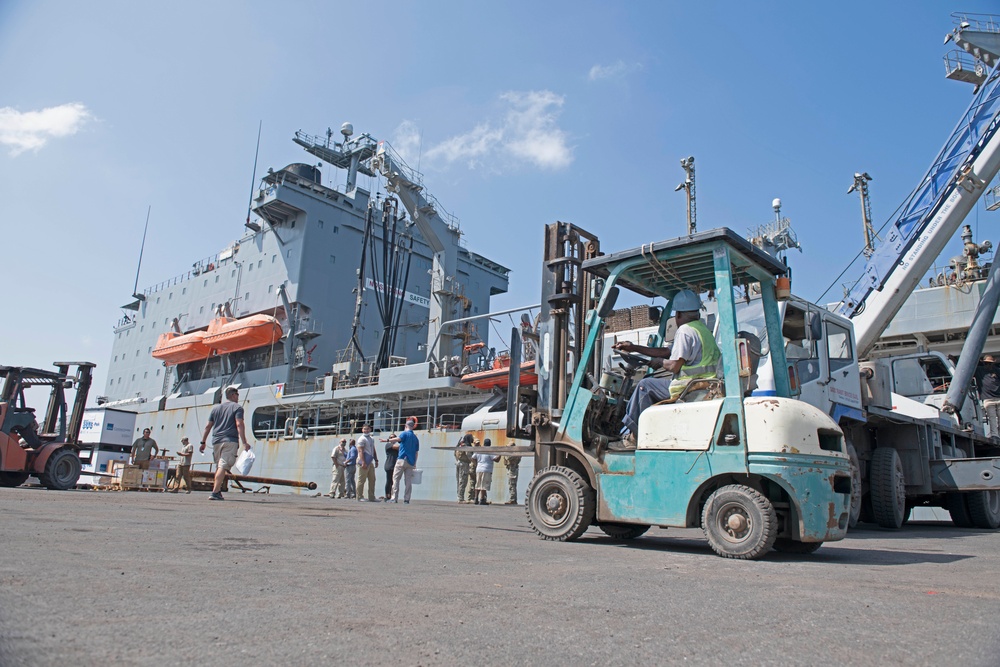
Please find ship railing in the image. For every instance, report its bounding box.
[377,140,462,233]
[141,251,224,297]
[951,12,1000,34]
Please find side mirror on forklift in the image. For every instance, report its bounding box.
[597,286,620,318]
[647,306,662,324]
[807,312,823,341]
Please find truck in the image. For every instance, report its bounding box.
[507,223,852,559]
[0,362,95,490]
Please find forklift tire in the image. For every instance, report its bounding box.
[772,538,823,554]
[945,493,975,528]
[38,448,81,491]
[701,484,778,560]
[0,472,30,488]
[870,448,906,529]
[525,466,595,542]
[599,523,650,540]
[847,442,862,529]
[967,490,1000,530]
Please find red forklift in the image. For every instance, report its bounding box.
[0,362,95,490]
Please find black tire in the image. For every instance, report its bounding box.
[701,484,778,560]
[38,448,81,491]
[772,538,823,554]
[945,493,975,528]
[525,466,595,541]
[0,471,30,488]
[870,448,906,529]
[847,442,862,529]
[967,490,1000,530]
[599,523,650,540]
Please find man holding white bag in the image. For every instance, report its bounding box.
[199,385,251,501]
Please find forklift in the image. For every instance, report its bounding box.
[0,362,95,490]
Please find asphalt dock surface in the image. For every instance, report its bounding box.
[1,487,998,666]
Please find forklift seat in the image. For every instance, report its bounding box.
[653,378,725,406]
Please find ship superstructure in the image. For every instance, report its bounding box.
[105,125,510,405]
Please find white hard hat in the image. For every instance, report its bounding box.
[672,289,702,313]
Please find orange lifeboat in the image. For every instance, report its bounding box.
[461,360,537,391]
[203,315,283,354]
[151,331,212,366]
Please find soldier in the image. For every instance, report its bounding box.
[503,444,520,505]
[455,433,474,502]
[464,438,479,502]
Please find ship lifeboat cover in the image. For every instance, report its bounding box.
[151,330,212,366]
[204,315,283,354]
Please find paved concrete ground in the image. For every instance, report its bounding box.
[1,487,998,666]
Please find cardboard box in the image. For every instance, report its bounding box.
[120,466,142,489]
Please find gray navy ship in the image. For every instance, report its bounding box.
[98,124,528,500]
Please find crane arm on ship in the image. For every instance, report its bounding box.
[369,140,465,367]
[835,51,1000,358]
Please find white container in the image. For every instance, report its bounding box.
[411,469,423,485]
[79,408,137,447]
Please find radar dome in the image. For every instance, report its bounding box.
[341,122,354,138]
[772,198,782,210]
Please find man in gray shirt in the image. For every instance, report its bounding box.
[130,428,159,469]
[199,386,250,501]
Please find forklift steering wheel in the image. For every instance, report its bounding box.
[618,351,652,369]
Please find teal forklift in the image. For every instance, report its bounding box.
[508,224,851,559]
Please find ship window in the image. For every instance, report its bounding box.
[114,355,118,362]
[156,369,160,376]
[143,372,148,379]
[248,264,253,272]
[272,255,276,263]
[257,260,262,269]
[182,287,187,295]
[245,292,250,302]
[232,270,236,278]
[140,326,144,332]
[333,225,339,233]
[131,374,135,381]
[164,318,169,325]
[287,250,292,258]
[268,285,273,293]
[291,220,295,228]
[199,306,204,314]
[318,220,324,229]
[329,255,336,264]
[147,346,151,353]
[169,292,173,300]
[204,279,208,287]
[157,297,160,304]
[136,350,139,357]
[215,276,220,283]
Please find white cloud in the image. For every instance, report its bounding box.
[0,102,92,156]
[588,60,642,82]
[390,120,423,166]
[420,90,573,171]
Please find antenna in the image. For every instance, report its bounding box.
[245,120,263,232]
[847,172,878,258]
[674,156,696,234]
[132,206,151,300]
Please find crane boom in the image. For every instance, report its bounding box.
[835,58,1000,358]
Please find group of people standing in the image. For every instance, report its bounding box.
[454,434,520,505]
[327,420,420,503]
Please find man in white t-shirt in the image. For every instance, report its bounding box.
[472,438,501,505]
[614,290,721,445]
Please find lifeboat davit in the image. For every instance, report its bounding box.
[203,315,283,354]
[151,331,212,366]
[461,360,537,391]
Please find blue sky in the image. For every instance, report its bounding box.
[1,1,997,398]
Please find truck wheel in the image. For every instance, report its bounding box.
[967,490,1000,529]
[701,484,778,560]
[772,538,822,554]
[525,466,595,541]
[38,448,81,491]
[847,442,862,529]
[944,493,975,528]
[870,448,906,529]
[599,523,650,540]
[0,472,30,487]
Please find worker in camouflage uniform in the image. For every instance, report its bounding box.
[503,444,520,505]
[455,433,474,502]
[464,438,479,502]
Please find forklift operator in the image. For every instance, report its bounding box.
[613,289,721,443]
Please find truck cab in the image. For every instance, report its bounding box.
[522,224,851,559]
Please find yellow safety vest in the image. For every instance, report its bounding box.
[669,320,721,398]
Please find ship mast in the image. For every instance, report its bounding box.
[674,156,697,235]
[847,171,879,258]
